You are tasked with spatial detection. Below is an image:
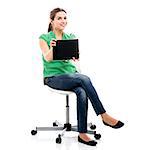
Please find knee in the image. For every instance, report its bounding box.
[81,74,91,84]
[75,87,87,100]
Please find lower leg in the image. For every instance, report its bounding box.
[77,75,106,115]
[72,87,90,141]
[76,74,123,127]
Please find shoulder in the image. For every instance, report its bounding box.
[39,31,54,43]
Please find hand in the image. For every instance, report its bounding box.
[72,57,79,61]
[50,38,56,48]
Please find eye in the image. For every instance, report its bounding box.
[64,17,67,20]
[58,17,61,20]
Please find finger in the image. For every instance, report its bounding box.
[51,38,57,43]
[72,57,76,61]
[51,43,56,46]
[51,44,56,47]
[51,40,56,44]
[50,41,56,47]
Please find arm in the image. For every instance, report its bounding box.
[39,39,56,62]
[71,57,81,73]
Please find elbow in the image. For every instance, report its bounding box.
[44,55,53,62]
[45,58,51,62]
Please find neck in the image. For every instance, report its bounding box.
[53,29,63,40]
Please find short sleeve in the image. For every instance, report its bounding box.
[39,34,49,43]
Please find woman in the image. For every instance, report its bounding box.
[39,8,124,146]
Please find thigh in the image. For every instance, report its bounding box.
[45,73,80,90]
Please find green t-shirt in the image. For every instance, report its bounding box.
[39,31,77,77]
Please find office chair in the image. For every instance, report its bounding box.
[31,62,101,144]
[31,86,101,143]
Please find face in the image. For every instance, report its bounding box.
[51,11,67,31]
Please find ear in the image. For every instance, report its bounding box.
[50,20,54,25]
[49,18,52,24]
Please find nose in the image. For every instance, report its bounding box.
[61,20,66,25]
[62,20,66,23]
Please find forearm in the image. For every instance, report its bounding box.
[43,47,53,62]
[39,39,53,62]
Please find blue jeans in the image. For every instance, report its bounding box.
[44,73,106,133]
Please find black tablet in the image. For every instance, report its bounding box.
[53,39,79,60]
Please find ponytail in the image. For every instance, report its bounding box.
[48,22,52,32]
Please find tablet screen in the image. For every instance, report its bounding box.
[53,39,79,60]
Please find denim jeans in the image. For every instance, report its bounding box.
[44,73,106,133]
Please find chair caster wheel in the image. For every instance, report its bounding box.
[90,124,96,130]
[94,133,101,140]
[56,135,62,144]
[53,122,58,127]
[31,130,37,135]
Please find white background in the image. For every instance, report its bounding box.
[0,0,150,150]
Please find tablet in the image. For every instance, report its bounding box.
[53,39,79,60]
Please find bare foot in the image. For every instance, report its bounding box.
[101,113,118,126]
[79,133,91,142]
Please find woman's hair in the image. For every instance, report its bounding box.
[48,8,67,32]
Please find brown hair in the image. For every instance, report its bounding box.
[48,8,67,32]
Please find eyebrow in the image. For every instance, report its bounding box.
[57,16,67,18]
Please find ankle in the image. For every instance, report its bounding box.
[101,112,108,120]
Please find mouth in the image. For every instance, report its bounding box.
[60,24,65,27]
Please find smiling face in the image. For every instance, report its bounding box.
[51,11,67,31]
